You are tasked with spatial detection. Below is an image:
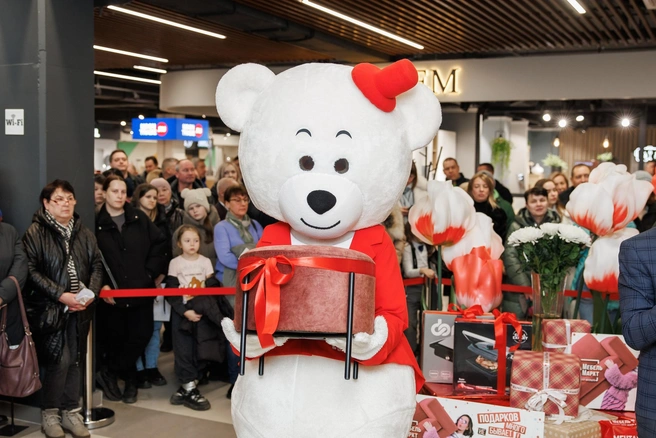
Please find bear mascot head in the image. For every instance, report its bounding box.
[217,60,442,437]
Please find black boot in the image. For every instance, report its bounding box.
[122,380,138,404]
[96,369,122,402]
[148,368,167,386]
[137,370,151,389]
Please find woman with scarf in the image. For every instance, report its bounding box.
[22,180,103,438]
[214,184,264,398]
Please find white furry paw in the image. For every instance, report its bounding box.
[325,315,388,361]
[221,318,289,359]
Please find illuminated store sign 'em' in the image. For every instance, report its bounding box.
[417,68,459,95]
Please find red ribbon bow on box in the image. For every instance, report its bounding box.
[447,303,485,320]
[494,311,523,396]
[238,255,376,348]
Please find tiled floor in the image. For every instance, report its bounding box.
[6,352,237,438]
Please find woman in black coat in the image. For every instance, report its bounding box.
[95,175,168,404]
[22,180,103,438]
[0,222,28,347]
[467,172,509,241]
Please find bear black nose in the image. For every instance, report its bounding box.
[307,190,337,215]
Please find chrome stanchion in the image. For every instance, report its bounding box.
[83,318,114,430]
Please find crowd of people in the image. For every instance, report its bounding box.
[0,153,263,438]
[395,157,656,356]
[1,151,655,437]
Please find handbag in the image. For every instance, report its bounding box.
[0,276,42,398]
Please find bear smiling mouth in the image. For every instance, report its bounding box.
[300,218,341,230]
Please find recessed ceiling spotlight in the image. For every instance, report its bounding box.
[553,137,560,147]
[130,130,134,135]
[93,45,168,63]
[201,114,206,118]
[558,119,567,128]
[120,121,127,126]
[621,118,630,127]
[576,115,584,122]
[542,113,551,122]
[138,115,145,120]
[226,133,231,137]
[300,0,424,50]
[108,6,226,39]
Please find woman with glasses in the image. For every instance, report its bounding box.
[213,184,264,398]
[22,180,103,438]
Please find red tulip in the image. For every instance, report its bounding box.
[584,228,639,293]
[442,213,504,270]
[408,181,476,246]
[452,246,503,312]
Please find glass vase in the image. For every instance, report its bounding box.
[531,272,566,351]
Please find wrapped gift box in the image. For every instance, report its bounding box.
[542,319,591,353]
[408,398,457,438]
[543,419,601,438]
[234,245,376,336]
[453,318,532,395]
[510,350,582,418]
[570,333,639,411]
[421,312,458,384]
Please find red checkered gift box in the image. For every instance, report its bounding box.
[510,350,582,420]
[542,319,591,353]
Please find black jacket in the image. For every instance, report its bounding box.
[153,204,173,263]
[170,178,206,210]
[0,223,28,346]
[164,198,185,236]
[559,186,575,206]
[494,179,514,205]
[95,203,168,307]
[450,173,469,187]
[474,201,509,241]
[22,210,103,365]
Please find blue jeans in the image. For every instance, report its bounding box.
[137,321,163,371]
[227,344,239,384]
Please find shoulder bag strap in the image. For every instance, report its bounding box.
[8,276,31,335]
[98,250,119,290]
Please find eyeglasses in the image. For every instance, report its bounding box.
[50,196,76,205]
[229,197,249,204]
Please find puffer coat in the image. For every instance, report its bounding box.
[22,209,103,365]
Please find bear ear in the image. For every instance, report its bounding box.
[396,84,442,151]
[215,63,276,132]
[202,188,212,197]
[181,188,190,199]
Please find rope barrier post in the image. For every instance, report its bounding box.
[436,245,443,311]
[239,276,249,376]
[345,272,356,380]
[0,400,28,436]
[82,317,114,430]
[573,273,584,319]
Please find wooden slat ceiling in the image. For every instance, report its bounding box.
[94,2,331,70]
[236,0,656,58]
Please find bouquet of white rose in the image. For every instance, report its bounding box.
[507,223,591,349]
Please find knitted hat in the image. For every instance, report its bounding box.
[150,178,171,192]
[181,188,211,212]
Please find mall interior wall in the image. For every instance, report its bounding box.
[0,0,94,234]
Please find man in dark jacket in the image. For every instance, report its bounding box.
[477,162,513,204]
[170,159,207,209]
[109,150,144,197]
[558,164,591,205]
[443,158,469,187]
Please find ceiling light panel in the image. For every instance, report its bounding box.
[93,45,168,63]
[300,0,424,50]
[108,5,226,39]
[566,0,587,14]
[94,71,162,85]
[134,65,168,74]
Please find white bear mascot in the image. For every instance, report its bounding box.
[217,59,442,438]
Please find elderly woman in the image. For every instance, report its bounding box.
[22,180,103,438]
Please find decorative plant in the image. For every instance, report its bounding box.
[491,137,512,176]
[542,154,568,172]
[597,152,613,162]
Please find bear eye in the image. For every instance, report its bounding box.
[296,128,312,137]
[336,130,352,139]
[299,156,315,171]
[334,158,349,174]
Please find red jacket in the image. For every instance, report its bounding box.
[256,222,425,392]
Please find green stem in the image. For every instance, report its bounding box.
[437,245,443,311]
[450,275,456,306]
[600,293,610,333]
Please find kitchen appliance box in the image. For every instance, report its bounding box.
[453,319,533,395]
[421,312,496,384]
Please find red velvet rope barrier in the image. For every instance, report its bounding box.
[401,277,619,300]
